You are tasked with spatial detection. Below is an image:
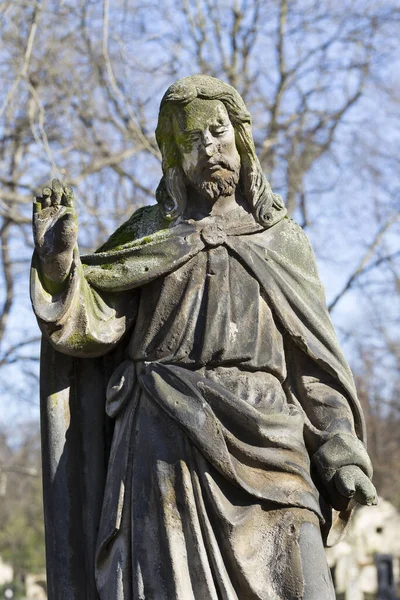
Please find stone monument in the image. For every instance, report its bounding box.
[31,75,377,600]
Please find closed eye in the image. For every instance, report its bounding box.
[187,132,201,143]
[212,127,229,136]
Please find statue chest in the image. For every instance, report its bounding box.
[128,245,286,377]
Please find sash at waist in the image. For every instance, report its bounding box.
[106,360,287,418]
[140,362,318,508]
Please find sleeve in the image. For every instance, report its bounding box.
[285,338,373,510]
[30,249,138,358]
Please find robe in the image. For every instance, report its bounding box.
[31,203,372,600]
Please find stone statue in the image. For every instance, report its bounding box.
[31,75,377,600]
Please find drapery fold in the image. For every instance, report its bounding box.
[32,203,369,598]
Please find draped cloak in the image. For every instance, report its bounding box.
[30,203,372,600]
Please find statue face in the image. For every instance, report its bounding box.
[173,98,241,201]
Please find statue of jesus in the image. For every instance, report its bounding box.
[31,75,376,600]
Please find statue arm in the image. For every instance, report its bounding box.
[31,180,138,357]
[31,248,138,358]
[286,341,376,508]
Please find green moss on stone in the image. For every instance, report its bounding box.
[95,204,171,254]
[66,331,91,349]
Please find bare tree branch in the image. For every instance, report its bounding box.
[0,221,13,347]
[328,213,400,312]
[0,2,41,120]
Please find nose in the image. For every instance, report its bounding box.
[202,130,216,156]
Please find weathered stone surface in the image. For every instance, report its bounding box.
[31,75,376,600]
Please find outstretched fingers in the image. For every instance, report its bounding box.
[32,196,42,215]
[32,187,50,215]
[33,180,75,215]
[41,187,52,208]
[63,185,74,208]
[51,178,63,205]
[52,179,75,208]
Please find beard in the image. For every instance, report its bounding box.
[186,154,241,201]
[197,170,240,200]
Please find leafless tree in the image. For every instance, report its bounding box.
[0,0,399,501]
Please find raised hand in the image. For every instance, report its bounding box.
[33,179,78,287]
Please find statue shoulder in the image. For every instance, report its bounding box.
[96,203,170,252]
[275,216,313,247]
[264,216,320,275]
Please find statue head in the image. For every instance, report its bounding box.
[155,74,283,225]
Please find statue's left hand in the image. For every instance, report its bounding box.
[334,465,378,506]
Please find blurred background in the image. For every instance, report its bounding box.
[0,0,399,598]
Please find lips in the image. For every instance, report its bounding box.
[204,160,231,172]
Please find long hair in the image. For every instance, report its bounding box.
[155,75,283,225]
